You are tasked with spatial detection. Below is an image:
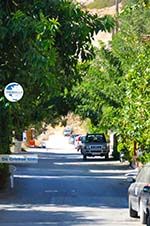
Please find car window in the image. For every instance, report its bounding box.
[97,135,106,142]
[86,134,106,143]
[136,165,150,183]
[64,128,72,133]
[81,136,86,143]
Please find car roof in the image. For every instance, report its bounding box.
[86,133,105,136]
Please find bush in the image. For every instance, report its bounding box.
[138,151,150,164]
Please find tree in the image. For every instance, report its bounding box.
[0,0,114,184]
[72,46,123,131]
[0,1,60,152]
[72,0,150,161]
[111,1,150,150]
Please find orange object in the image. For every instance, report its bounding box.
[29,139,35,147]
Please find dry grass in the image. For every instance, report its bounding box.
[63,112,88,134]
[87,0,122,9]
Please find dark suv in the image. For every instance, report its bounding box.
[80,133,109,160]
[128,163,150,224]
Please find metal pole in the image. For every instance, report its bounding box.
[115,0,119,14]
[9,165,16,189]
[10,174,14,189]
[115,0,119,33]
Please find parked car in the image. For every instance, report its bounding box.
[125,168,139,182]
[80,133,109,160]
[63,126,73,136]
[68,134,80,144]
[74,135,86,151]
[140,185,150,226]
[128,163,150,224]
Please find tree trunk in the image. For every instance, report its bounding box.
[0,100,11,154]
[0,99,11,188]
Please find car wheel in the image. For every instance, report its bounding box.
[105,153,109,160]
[129,200,138,218]
[147,213,150,226]
[140,200,147,224]
[83,155,87,160]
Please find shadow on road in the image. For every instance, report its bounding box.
[0,151,134,226]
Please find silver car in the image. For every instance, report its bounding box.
[128,163,150,224]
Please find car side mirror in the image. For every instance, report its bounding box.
[143,185,150,193]
[125,172,137,183]
[126,176,136,183]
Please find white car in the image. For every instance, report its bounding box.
[74,135,86,151]
[63,127,73,136]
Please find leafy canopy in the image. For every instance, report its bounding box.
[0,0,114,153]
[72,0,150,153]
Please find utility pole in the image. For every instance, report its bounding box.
[112,0,119,36]
[115,0,119,33]
[115,0,119,14]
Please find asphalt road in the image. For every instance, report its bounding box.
[0,134,142,226]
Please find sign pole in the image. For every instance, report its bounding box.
[10,174,14,189]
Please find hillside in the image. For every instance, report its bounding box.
[76,0,122,45]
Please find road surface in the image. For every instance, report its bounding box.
[0,134,142,226]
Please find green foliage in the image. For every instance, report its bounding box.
[123,0,150,8]
[138,151,150,164]
[72,45,123,131]
[111,1,150,147]
[72,0,150,161]
[0,0,114,156]
[0,0,60,142]
[117,139,135,161]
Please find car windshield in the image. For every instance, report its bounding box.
[65,129,71,132]
[86,134,106,143]
[136,165,150,183]
[81,136,86,143]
